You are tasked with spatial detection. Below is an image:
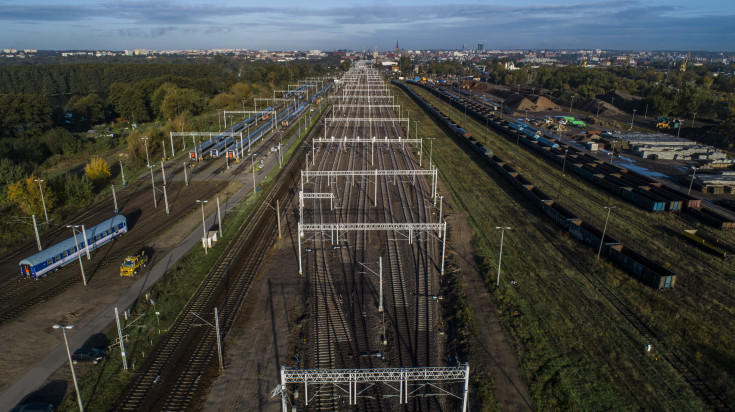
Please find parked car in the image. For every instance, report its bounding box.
[72,347,106,364]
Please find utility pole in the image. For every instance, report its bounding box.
[277,199,282,239]
[251,154,256,194]
[688,166,698,195]
[67,225,87,286]
[630,109,637,130]
[142,136,150,168]
[112,184,118,214]
[597,206,615,260]
[34,179,49,224]
[150,166,157,208]
[53,325,84,412]
[32,215,42,251]
[217,197,222,238]
[114,307,128,370]
[495,226,511,287]
[197,200,209,255]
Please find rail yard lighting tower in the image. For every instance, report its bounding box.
[688,166,699,196]
[692,112,697,127]
[597,206,616,260]
[53,324,84,412]
[67,225,87,286]
[142,136,150,168]
[596,101,602,119]
[562,148,569,175]
[495,226,510,287]
[197,200,209,255]
[34,178,49,224]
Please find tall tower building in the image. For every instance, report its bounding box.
[478,42,484,52]
[395,41,399,54]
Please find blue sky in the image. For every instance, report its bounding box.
[1,0,733,51]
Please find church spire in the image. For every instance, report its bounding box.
[395,41,399,54]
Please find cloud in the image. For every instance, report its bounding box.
[0,1,732,50]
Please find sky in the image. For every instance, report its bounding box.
[1,0,734,52]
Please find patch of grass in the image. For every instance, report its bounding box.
[393,84,709,411]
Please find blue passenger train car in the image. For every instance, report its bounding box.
[19,215,128,279]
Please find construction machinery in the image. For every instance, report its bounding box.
[120,250,148,277]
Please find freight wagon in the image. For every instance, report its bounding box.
[395,79,677,289]
[682,229,735,257]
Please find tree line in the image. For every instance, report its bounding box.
[0,57,340,241]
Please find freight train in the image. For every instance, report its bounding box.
[408,80,734,229]
[394,80,676,289]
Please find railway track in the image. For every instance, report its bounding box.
[115,109,318,411]
[0,125,295,326]
[296,68,444,410]
[403,83,733,411]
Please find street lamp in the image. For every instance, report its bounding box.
[250,154,256,194]
[688,166,699,195]
[630,109,637,130]
[495,226,511,287]
[142,136,150,168]
[67,225,87,286]
[692,112,697,127]
[53,324,84,412]
[569,95,575,114]
[196,200,209,255]
[34,179,49,224]
[597,206,616,260]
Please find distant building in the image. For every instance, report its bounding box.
[478,43,484,52]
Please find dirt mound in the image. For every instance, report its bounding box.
[461,80,492,92]
[503,94,559,112]
[576,98,624,116]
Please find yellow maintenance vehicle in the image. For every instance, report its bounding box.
[120,251,149,277]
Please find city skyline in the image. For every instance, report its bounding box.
[1,0,734,52]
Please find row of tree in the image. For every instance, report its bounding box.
[0,57,342,232]
[477,62,735,120]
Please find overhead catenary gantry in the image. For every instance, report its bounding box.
[276,364,470,411]
[297,221,447,276]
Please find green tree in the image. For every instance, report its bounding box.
[70,94,106,127]
[64,175,94,206]
[161,88,205,120]
[399,56,412,74]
